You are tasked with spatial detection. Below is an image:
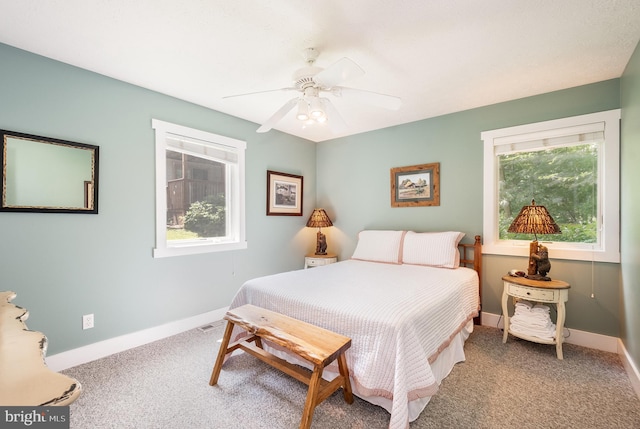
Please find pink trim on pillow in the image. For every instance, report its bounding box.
[398,230,407,263]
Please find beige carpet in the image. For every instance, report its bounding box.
[62,324,640,428]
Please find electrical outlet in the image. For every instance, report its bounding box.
[82,313,94,330]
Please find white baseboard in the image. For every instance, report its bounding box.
[482,311,640,400]
[46,306,229,372]
[618,339,640,399]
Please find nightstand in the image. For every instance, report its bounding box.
[501,275,570,359]
[304,253,337,269]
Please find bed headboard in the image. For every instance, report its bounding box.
[458,235,482,325]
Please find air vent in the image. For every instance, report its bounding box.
[198,320,224,332]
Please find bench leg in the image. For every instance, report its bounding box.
[209,320,234,386]
[299,365,323,429]
[337,353,353,404]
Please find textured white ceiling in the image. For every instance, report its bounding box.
[1,0,639,142]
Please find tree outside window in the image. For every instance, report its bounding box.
[499,144,598,244]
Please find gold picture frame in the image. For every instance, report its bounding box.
[390,162,440,207]
[267,170,303,216]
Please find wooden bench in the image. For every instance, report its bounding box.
[209,304,353,429]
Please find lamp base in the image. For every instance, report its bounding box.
[315,231,327,255]
[527,240,553,281]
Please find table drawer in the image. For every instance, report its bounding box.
[507,283,557,302]
[306,258,324,267]
[306,257,336,267]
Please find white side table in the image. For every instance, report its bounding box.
[501,275,570,359]
[304,253,337,269]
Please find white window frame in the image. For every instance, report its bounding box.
[152,119,247,258]
[481,109,620,263]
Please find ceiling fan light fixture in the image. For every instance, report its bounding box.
[229,48,399,134]
[311,109,325,119]
[308,97,325,119]
[296,99,310,121]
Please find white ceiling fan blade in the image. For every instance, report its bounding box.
[256,97,298,133]
[223,87,297,99]
[319,98,348,134]
[332,87,402,110]
[314,57,365,88]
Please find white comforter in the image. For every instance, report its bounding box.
[228,260,480,429]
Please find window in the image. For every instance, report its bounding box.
[481,109,620,263]
[152,119,247,257]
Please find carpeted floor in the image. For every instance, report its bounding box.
[62,324,640,428]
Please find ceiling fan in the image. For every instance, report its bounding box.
[224,48,402,134]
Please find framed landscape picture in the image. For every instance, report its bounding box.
[390,162,440,207]
[267,170,303,216]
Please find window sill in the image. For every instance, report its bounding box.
[153,240,247,258]
[483,241,620,263]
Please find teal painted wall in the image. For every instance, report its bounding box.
[317,79,622,337]
[0,43,318,354]
[621,40,640,372]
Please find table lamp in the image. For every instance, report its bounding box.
[507,199,561,280]
[306,209,333,255]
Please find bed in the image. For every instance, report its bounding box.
[227,230,482,429]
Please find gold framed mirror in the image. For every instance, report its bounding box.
[1,130,99,213]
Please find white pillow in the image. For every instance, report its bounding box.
[402,231,465,268]
[351,230,406,264]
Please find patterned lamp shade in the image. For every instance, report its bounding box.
[306,209,333,228]
[507,199,561,240]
